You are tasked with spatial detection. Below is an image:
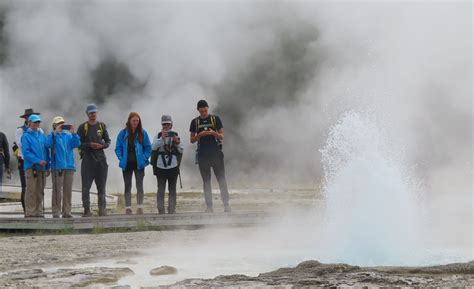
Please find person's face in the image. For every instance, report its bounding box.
[130,116,140,130]
[87,112,97,121]
[198,107,209,118]
[29,121,41,130]
[162,123,172,131]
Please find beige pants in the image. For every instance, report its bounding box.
[25,169,46,217]
[51,170,74,216]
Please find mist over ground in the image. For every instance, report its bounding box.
[0,0,471,274]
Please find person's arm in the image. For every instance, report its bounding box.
[2,133,10,170]
[70,129,81,149]
[15,127,24,159]
[176,139,184,154]
[143,130,152,160]
[211,128,224,141]
[77,124,91,150]
[21,135,42,165]
[114,129,124,160]
[211,116,224,141]
[44,132,54,149]
[152,134,164,150]
[43,134,51,171]
[189,119,213,143]
[101,123,111,149]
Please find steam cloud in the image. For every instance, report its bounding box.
[0,1,471,206]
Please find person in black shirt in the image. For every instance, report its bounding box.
[0,131,11,191]
[190,100,231,213]
[77,104,111,217]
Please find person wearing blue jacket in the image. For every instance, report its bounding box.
[115,112,151,215]
[45,116,80,218]
[21,114,50,218]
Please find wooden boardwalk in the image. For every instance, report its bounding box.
[0,211,273,231]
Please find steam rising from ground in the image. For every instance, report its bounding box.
[0,1,471,257]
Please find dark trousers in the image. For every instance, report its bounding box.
[156,167,179,213]
[122,167,144,208]
[198,151,229,208]
[81,158,108,211]
[19,159,26,212]
[0,163,3,193]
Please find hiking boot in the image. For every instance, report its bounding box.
[62,214,73,218]
[224,205,232,213]
[205,207,214,213]
[82,208,92,217]
[98,208,107,217]
[52,214,60,219]
[125,208,133,215]
[136,208,143,215]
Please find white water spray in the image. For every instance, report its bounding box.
[319,111,422,266]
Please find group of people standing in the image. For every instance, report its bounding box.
[0,100,231,218]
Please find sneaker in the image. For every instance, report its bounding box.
[205,207,214,213]
[136,208,143,215]
[62,214,73,218]
[224,205,232,213]
[52,215,60,219]
[125,208,133,215]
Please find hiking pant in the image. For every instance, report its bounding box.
[122,168,144,208]
[51,170,74,217]
[25,169,45,217]
[156,167,179,213]
[81,158,108,211]
[198,151,229,208]
[0,163,3,193]
[19,160,26,213]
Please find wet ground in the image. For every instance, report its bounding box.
[0,189,472,288]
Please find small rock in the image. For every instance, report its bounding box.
[150,266,178,276]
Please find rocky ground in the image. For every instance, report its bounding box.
[0,190,472,288]
[163,260,474,288]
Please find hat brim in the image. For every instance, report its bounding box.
[86,109,98,113]
[20,112,40,118]
[161,121,172,124]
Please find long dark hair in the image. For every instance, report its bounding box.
[126,112,144,144]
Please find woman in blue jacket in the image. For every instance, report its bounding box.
[21,114,50,218]
[45,116,80,218]
[115,112,151,215]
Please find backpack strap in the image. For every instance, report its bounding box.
[210,115,216,130]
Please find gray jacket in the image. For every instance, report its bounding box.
[152,133,184,170]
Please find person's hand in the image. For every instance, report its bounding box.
[6,168,11,179]
[210,129,219,137]
[90,143,103,150]
[161,131,168,139]
[39,160,47,167]
[54,125,62,134]
[46,171,50,177]
[173,135,180,144]
[69,125,76,134]
[198,130,211,138]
